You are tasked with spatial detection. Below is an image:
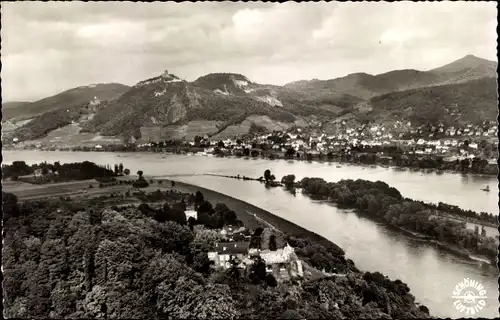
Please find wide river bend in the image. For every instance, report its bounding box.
[3,151,499,318]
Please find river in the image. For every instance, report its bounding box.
[3,151,499,318]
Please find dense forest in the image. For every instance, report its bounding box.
[2,187,429,319]
[11,104,85,142]
[2,161,119,182]
[299,177,497,263]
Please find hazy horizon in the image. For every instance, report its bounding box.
[2,2,497,102]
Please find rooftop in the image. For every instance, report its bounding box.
[214,242,250,255]
[259,244,295,264]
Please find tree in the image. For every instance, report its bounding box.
[227,257,242,285]
[188,217,197,231]
[193,135,202,146]
[54,161,61,172]
[157,278,238,319]
[280,310,302,319]
[265,274,278,287]
[155,221,194,255]
[281,174,296,188]
[119,163,124,174]
[9,160,33,177]
[154,207,169,223]
[194,191,205,207]
[123,168,130,176]
[192,252,212,274]
[133,179,149,188]
[171,202,188,225]
[138,203,156,218]
[2,192,20,220]
[137,170,144,178]
[198,200,214,215]
[264,169,272,183]
[269,235,278,251]
[248,256,267,284]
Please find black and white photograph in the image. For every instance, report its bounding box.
[1,1,498,319]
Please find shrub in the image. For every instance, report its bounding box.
[133,179,150,188]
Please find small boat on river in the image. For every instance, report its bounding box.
[480,186,490,192]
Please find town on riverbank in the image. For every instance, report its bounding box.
[7,123,497,176]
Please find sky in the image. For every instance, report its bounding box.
[1,1,497,102]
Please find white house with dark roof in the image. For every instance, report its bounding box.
[259,243,304,280]
[185,210,197,221]
[208,242,250,269]
[207,241,304,281]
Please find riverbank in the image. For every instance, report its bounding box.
[323,199,495,267]
[194,174,496,266]
[200,172,497,227]
[382,219,495,266]
[159,178,346,256]
[299,177,498,267]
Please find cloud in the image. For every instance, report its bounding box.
[1,1,497,102]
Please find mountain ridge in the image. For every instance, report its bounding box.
[283,54,497,99]
[3,54,497,145]
[2,101,31,110]
[430,54,497,73]
[2,83,130,121]
[285,55,496,86]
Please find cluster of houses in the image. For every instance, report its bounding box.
[180,119,496,160]
[208,241,304,282]
[16,114,495,160]
[203,224,304,282]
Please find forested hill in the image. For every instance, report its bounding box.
[5,54,496,144]
[2,186,429,319]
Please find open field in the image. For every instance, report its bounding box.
[5,121,123,149]
[3,177,175,201]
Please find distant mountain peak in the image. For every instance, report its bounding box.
[195,72,251,83]
[135,70,184,87]
[464,54,477,58]
[431,54,497,74]
[346,72,373,77]
[455,54,493,64]
[161,70,182,81]
[193,73,252,94]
